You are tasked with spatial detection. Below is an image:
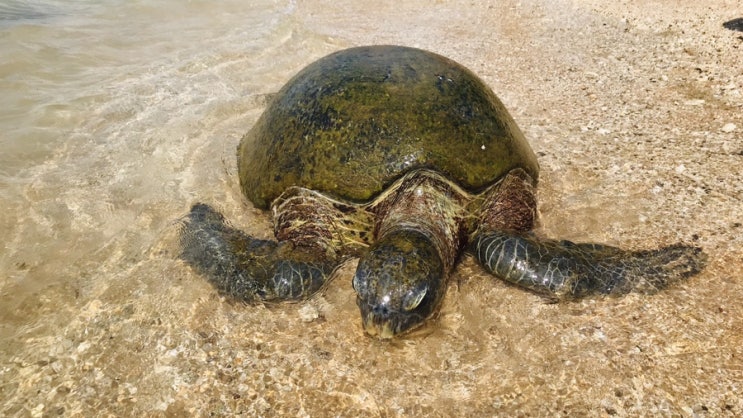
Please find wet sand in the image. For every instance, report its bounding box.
[2,0,742,416]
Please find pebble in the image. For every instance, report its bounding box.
[684,99,706,106]
[298,304,319,322]
[721,123,736,133]
[31,404,44,418]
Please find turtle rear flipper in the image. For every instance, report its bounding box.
[472,231,707,300]
[179,203,339,301]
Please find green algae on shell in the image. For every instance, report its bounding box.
[238,45,539,209]
[181,45,706,339]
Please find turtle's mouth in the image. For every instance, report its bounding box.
[356,298,427,339]
[361,316,397,340]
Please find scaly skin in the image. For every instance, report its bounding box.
[472,231,707,300]
[179,170,707,337]
[354,171,467,337]
[179,204,337,301]
[179,46,708,339]
[179,189,371,301]
[354,229,445,338]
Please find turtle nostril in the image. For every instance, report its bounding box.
[372,304,390,316]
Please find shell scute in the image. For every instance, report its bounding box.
[238,45,538,209]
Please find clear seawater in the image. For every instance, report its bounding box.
[1,1,739,415]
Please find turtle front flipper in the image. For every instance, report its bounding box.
[471,230,707,300]
[179,189,370,301]
[179,203,339,301]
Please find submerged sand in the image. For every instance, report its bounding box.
[1,0,741,416]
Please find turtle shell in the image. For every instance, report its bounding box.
[238,45,539,209]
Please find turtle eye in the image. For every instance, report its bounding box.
[402,286,427,311]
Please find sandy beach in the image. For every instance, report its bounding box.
[1,0,741,416]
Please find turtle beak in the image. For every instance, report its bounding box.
[356,298,399,339]
[361,314,396,339]
[356,297,426,339]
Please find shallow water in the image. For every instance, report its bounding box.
[2,0,742,416]
[0,0,318,328]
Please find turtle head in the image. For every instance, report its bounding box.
[352,229,446,339]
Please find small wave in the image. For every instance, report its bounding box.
[0,0,59,22]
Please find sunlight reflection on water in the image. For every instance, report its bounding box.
[1,0,738,415]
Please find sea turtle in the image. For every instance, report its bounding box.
[180,45,706,339]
